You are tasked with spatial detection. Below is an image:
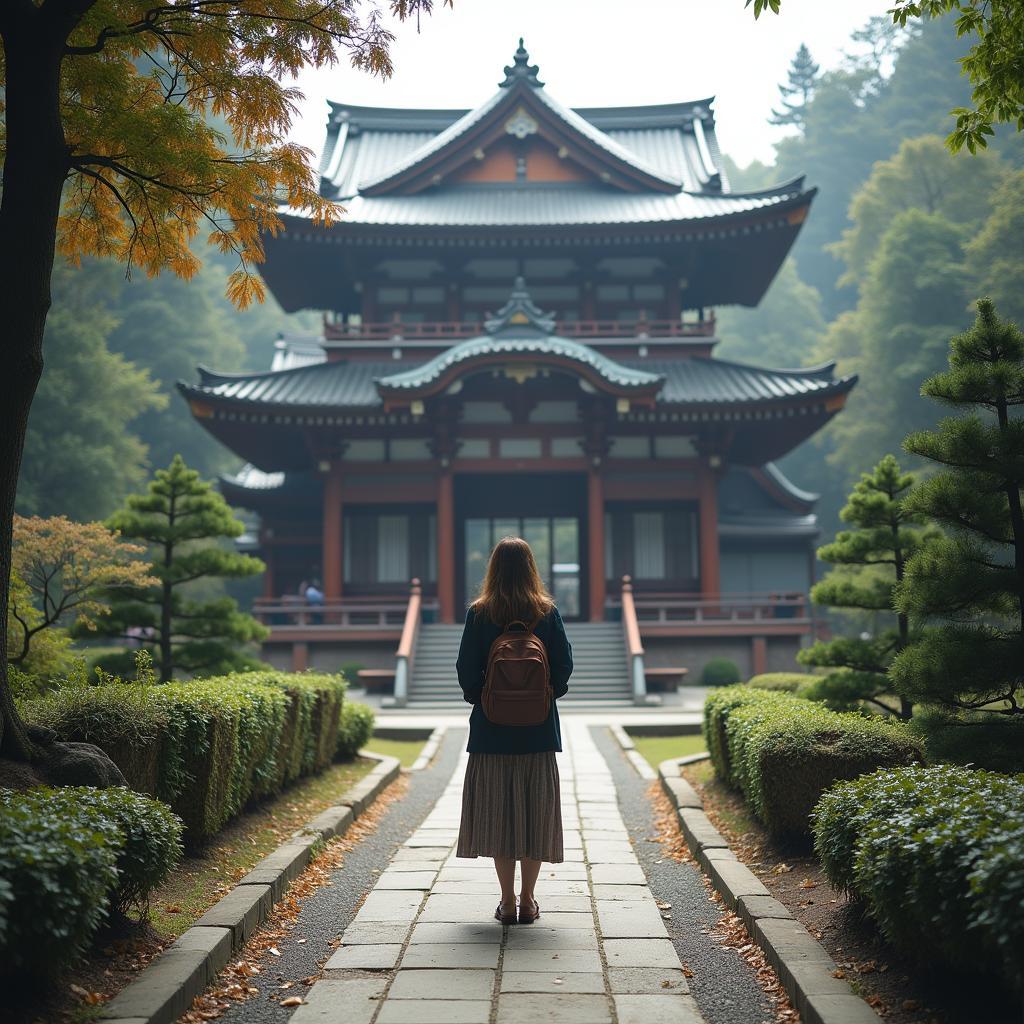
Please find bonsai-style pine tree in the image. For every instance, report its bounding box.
[100,456,267,682]
[769,43,820,131]
[891,300,1024,716]
[799,455,934,718]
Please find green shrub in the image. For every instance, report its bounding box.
[8,787,183,916]
[22,682,168,793]
[23,670,346,841]
[702,685,799,783]
[727,699,923,842]
[0,791,119,974]
[701,657,742,686]
[337,702,375,761]
[746,672,818,694]
[340,662,364,685]
[813,766,1024,993]
[909,709,1024,774]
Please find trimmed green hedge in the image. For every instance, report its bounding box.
[746,672,819,694]
[337,702,375,761]
[813,765,1024,993]
[701,657,742,686]
[24,670,347,840]
[0,786,182,975]
[702,685,798,782]
[704,685,924,842]
[909,709,1024,774]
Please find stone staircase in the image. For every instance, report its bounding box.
[406,620,633,706]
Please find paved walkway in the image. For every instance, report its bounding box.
[291,722,705,1024]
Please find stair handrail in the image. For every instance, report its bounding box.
[393,577,422,708]
[621,575,648,705]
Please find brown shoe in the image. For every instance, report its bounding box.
[495,901,517,925]
[518,898,540,924]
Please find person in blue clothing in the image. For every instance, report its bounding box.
[455,535,573,925]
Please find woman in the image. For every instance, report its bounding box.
[455,536,573,925]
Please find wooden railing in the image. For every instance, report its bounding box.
[322,312,716,342]
[619,575,648,705]
[253,595,414,629]
[393,578,422,708]
[610,591,809,626]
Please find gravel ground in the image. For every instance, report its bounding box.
[217,727,466,1024]
[590,725,774,1024]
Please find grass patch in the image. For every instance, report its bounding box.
[631,732,706,772]
[367,735,428,768]
[148,758,373,939]
[683,758,759,837]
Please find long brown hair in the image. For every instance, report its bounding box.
[471,536,554,627]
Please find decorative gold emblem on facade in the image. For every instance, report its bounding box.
[504,107,538,140]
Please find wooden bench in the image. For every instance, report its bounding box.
[644,666,689,692]
[356,669,396,694]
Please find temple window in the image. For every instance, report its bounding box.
[498,438,542,458]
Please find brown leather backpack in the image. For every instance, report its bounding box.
[481,619,552,726]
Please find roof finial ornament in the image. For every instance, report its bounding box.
[499,38,544,89]
[485,277,556,336]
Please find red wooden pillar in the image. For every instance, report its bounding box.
[751,636,768,677]
[698,462,720,598]
[322,464,343,600]
[588,467,606,622]
[437,469,456,623]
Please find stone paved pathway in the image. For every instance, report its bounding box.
[290,721,706,1024]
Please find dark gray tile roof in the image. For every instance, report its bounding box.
[180,348,854,411]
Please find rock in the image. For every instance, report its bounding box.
[25,723,59,746]
[0,757,47,790]
[39,741,127,788]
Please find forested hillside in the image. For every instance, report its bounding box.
[719,17,1024,530]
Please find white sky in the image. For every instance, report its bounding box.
[287,0,887,170]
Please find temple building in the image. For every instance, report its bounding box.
[180,42,856,702]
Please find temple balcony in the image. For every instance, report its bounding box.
[322,311,716,343]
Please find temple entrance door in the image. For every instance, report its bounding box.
[455,473,587,621]
[463,516,581,620]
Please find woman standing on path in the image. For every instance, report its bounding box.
[455,536,574,926]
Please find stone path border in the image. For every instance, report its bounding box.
[97,751,402,1024]
[608,724,656,780]
[410,726,445,772]
[657,756,879,1024]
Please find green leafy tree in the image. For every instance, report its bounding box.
[892,300,1024,716]
[825,210,970,482]
[17,275,167,521]
[0,0,444,760]
[99,457,267,682]
[799,455,934,718]
[965,169,1024,328]
[749,0,1024,152]
[769,43,820,131]
[832,135,1004,287]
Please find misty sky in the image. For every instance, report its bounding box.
[287,0,896,173]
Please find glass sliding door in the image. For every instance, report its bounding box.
[463,516,580,619]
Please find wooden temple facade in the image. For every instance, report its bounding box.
[180,42,856,691]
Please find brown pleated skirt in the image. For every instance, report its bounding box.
[457,751,564,863]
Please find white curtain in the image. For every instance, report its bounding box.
[633,512,666,579]
[377,515,409,583]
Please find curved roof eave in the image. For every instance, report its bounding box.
[374,334,664,394]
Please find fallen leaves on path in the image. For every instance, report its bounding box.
[178,774,408,1024]
[646,781,799,1024]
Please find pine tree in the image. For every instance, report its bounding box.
[769,44,820,131]
[799,455,934,718]
[100,456,267,682]
[891,300,1024,716]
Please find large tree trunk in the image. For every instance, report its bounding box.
[0,6,74,759]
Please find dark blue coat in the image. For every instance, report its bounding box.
[456,606,573,754]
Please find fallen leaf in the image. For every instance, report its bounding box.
[798,878,818,889]
[280,996,304,1007]
[268,946,281,957]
